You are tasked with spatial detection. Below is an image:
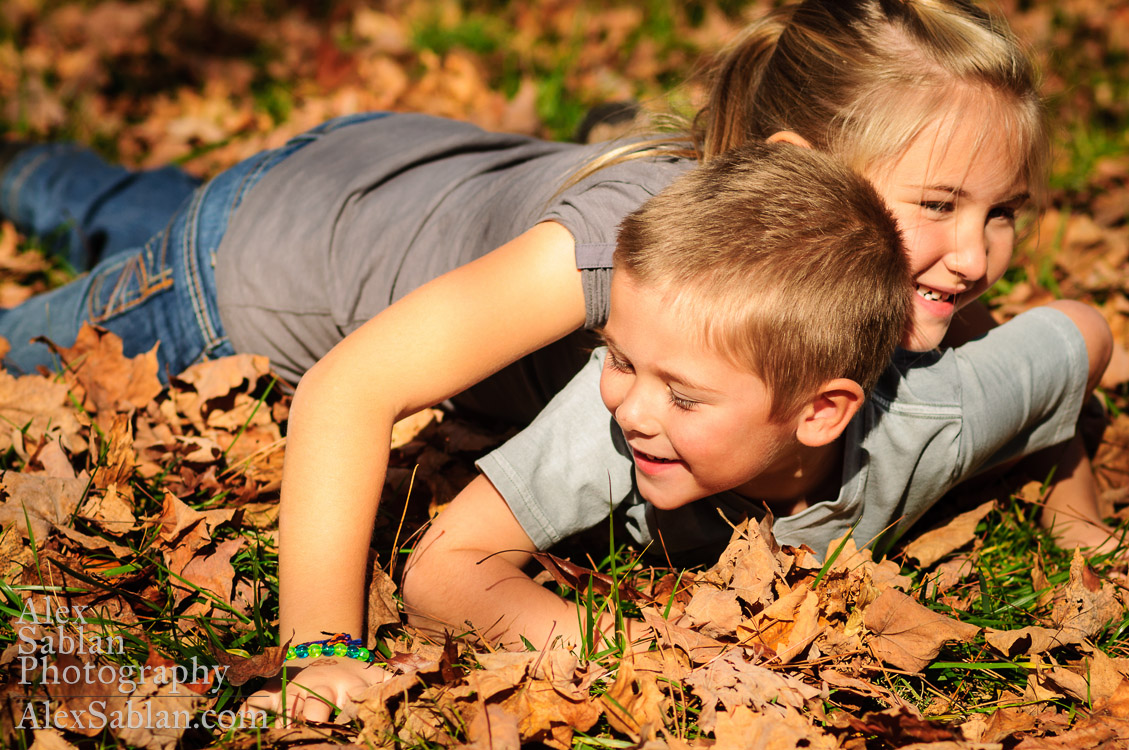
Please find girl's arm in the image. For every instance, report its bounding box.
[1032,300,1116,552]
[245,221,587,720]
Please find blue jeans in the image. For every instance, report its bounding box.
[0,112,388,381]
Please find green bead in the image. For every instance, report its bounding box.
[286,647,297,661]
[333,643,347,657]
[358,647,371,662]
[309,643,322,657]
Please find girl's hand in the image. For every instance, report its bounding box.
[238,657,390,726]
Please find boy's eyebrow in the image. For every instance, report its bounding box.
[601,330,719,393]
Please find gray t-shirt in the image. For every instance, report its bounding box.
[477,307,1088,562]
[215,114,691,422]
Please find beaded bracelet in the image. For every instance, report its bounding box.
[285,633,377,663]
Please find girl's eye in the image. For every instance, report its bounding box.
[920,200,954,214]
[988,205,1017,222]
[606,351,633,373]
[668,391,699,411]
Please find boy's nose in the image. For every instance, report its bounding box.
[614,386,660,436]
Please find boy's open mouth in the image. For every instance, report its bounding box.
[916,284,953,303]
[633,448,677,464]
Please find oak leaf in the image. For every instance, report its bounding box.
[37,325,161,414]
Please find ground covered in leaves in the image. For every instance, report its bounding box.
[0,1,1128,748]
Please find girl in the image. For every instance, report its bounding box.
[0,0,1114,722]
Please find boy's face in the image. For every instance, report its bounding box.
[599,273,800,510]
[865,116,1028,351]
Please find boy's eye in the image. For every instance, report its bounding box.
[605,351,633,373]
[668,391,699,411]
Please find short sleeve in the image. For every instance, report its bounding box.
[539,157,693,331]
[955,306,1088,477]
[476,349,637,550]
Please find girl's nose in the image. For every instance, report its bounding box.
[944,217,989,282]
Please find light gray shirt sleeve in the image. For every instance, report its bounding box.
[476,349,634,549]
[951,306,1088,478]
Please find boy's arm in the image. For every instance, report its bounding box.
[402,475,650,651]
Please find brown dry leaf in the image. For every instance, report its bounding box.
[1049,549,1123,640]
[503,677,602,750]
[985,625,1078,657]
[714,704,838,750]
[1026,663,1092,702]
[170,353,271,429]
[863,588,980,672]
[209,643,289,686]
[463,652,536,702]
[642,608,731,664]
[683,587,742,639]
[904,501,995,568]
[390,408,442,449]
[0,523,37,583]
[699,516,782,609]
[91,414,135,491]
[599,655,667,742]
[172,536,243,612]
[736,584,823,664]
[29,728,79,750]
[684,649,821,734]
[841,706,959,745]
[0,471,88,542]
[78,485,137,535]
[39,324,162,413]
[1082,646,1129,704]
[366,558,401,633]
[463,703,521,750]
[42,653,205,749]
[0,369,87,456]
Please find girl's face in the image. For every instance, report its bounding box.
[864,118,1030,352]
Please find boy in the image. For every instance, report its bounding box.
[400,142,1088,650]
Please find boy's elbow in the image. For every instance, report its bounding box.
[1046,300,1113,392]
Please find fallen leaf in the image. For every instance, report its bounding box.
[1049,549,1123,640]
[863,588,980,672]
[684,587,742,639]
[38,325,161,413]
[0,471,88,542]
[904,501,995,567]
[209,642,289,686]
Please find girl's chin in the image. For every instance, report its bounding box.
[901,324,949,352]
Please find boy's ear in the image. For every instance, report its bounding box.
[794,379,865,448]
[766,130,813,149]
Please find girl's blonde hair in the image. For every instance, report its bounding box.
[694,0,1047,197]
[577,0,1047,205]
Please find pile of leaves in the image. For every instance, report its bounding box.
[0,0,1127,748]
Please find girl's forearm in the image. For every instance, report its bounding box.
[278,365,396,644]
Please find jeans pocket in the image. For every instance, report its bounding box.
[86,232,174,324]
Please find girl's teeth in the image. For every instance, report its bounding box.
[916,286,951,303]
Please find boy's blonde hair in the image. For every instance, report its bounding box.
[614,142,911,422]
[695,0,1047,204]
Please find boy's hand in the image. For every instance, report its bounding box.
[238,657,390,726]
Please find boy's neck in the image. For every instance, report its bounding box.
[733,436,845,517]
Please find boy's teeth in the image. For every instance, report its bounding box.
[916,285,951,303]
